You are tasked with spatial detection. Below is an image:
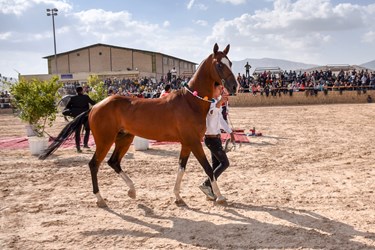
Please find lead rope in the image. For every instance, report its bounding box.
[184,86,214,103]
[225,101,240,152]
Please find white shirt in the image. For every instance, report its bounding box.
[205,99,232,135]
[361,75,367,84]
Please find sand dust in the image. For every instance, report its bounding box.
[0,104,374,249]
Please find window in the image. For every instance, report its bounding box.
[77,53,80,56]
[99,52,102,55]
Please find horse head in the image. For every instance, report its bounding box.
[211,43,238,95]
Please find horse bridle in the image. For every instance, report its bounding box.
[184,55,234,102]
[215,57,234,86]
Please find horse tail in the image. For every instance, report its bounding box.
[39,110,91,160]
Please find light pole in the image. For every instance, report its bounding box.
[46,8,58,75]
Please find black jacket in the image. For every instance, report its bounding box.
[65,94,96,117]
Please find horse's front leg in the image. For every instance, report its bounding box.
[174,145,191,206]
[190,143,227,205]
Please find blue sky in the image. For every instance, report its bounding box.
[1,0,375,78]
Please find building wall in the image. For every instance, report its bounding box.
[179,60,194,76]
[111,48,133,71]
[155,54,164,80]
[228,90,375,107]
[133,51,152,75]
[46,44,196,78]
[57,54,69,73]
[68,48,90,73]
[89,45,111,72]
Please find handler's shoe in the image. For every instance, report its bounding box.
[199,183,216,201]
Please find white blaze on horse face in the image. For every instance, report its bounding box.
[221,57,232,71]
[220,57,236,80]
[220,56,237,92]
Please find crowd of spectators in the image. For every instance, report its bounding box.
[103,76,188,98]
[1,91,10,98]
[0,91,11,109]
[61,74,190,98]
[238,68,375,97]
[12,65,375,102]
[58,65,375,100]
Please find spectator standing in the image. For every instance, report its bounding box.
[167,70,172,83]
[244,62,251,78]
[171,67,177,81]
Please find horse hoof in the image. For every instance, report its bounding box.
[96,200,108,208]
[215,197,228,206]
[216,199,228,206]
[128,189,136,199]
[175,199,187,207]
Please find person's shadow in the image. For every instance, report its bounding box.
[81,202,375,249]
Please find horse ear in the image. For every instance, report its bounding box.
[223,44,230,55]
[213,43,219,54]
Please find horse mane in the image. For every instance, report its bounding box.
[174,88,186,96]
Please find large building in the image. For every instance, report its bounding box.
[23,43,197,83]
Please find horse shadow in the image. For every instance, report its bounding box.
[248,141,275,147]
[261,135,290,140]
[81,202,375,249]
[245,135,291,148]
[45,154,91,168]
[139,147,180,158]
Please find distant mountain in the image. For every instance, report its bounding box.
[232,58,318,76]
[360,60,375,70]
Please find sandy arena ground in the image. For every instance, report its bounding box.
[0,104,374,249]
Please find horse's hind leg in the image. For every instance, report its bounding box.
[89,145,111,207]
[107,132,136,199]
[174,145,191,205]
[89,139,113,208]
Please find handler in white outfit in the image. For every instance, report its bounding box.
[199,82,235,200]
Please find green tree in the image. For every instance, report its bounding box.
[87,75,107,103]
[10,76,62,136]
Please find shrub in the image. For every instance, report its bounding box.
[87,75,107,103]
[10,76,62,136]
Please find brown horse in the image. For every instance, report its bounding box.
[40,43,238,207]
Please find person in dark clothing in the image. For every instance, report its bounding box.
[244,62,251,78]
[167,70,172,83]
[65,86,96,152]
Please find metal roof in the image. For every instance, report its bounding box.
[253,67,283,73]
[43,43,197,65]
